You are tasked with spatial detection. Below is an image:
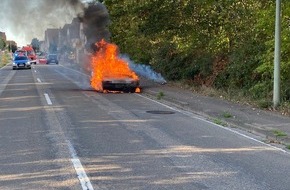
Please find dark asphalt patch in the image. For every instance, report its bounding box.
[146,110,175,114]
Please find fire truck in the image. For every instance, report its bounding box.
[21,46,37,64]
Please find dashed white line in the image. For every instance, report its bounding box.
[44,93,52,105]
[37,78,42,83]
[67,141,94,190]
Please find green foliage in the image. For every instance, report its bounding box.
[222,111,233,118]
[104,0,290,102]
[31,38,40,52]
[157,91,165,100]
[213,118,227,127]
[0,51,10,67]
[273,130,287,140]
[0,38,6,50]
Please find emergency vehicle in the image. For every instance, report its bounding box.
[21,46,37,64]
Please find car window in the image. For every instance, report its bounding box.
[27,51,35,55]
[14,56,28,61]
[49,55,57,59]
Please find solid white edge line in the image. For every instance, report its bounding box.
[67,141,94,190]
[0,64,9,70]
[136,93,289,155]
[44,93,52,105]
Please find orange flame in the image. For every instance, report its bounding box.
[90,39,139,92]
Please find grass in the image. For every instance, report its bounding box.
[0,51,10,67]
[213,118,227,126]
[286,145,290,150]
[257,100,272,109]
[222,111,233,118]
[157,91,165,100]
[272,130,288,140]
[170,81,290,116]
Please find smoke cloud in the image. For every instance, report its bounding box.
[0,0,84,46]
[120,54,167,84]
[0,0,166,84]
[78,2,111,52]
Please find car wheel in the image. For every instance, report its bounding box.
[130,88,137,93]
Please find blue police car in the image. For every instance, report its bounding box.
[12,56,31,70]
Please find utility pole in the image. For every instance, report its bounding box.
[273,0,281,108]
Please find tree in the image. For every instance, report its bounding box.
[104,0,290,101]
[31,38,40,52]
[0,38,5,50]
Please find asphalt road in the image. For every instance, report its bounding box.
[0,64,290,190]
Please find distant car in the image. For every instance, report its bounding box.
[12,56,31,70]
[47,54,58,64]
[37,55,47,64]
[14,50,27,57]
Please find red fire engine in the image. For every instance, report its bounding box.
[21,46,37,64]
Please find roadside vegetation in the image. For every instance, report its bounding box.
[103,1,290,115]
[0,51,10,68]
[0,36,9,67]
[157,91,165,100]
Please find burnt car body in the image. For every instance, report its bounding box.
[102,77,139,93]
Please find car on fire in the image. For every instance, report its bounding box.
[102,77,140,93]
[12,56,31,70]
[90,39,141,93]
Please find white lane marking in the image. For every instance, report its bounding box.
[37,78,42,83]
[34,70,37,73]
[136,94,290,155]
[44,93,52,105]
[0,64,9,70]
[67,141,94,190]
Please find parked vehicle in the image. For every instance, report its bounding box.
[12,56,31,70]
[47,54,58,64]
[37,55,47,64]
[21,46,37,64]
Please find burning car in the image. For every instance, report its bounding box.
[90,39,140,93]
[101,77,140,93]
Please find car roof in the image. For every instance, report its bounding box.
[14,55,29,59]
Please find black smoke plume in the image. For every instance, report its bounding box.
[78,2,111,52]
[0,0,85,46]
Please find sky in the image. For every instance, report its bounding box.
[0,0,90,47]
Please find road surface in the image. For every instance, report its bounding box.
[0,64,289,190]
